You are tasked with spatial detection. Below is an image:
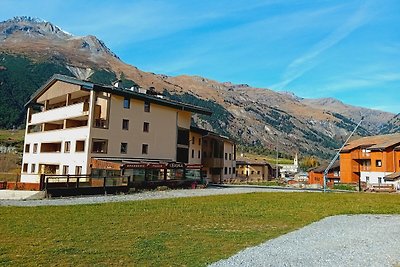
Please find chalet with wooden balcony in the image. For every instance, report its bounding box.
[190,126,236,183]
[308,160,340,186]
[340,133,400,189]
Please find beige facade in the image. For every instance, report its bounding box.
[189,131,202,165]
[21,75,213,183]
[190,127,236,183]
[89,93,191,161]
[236,159,271,181]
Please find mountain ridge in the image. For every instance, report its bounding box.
[0,16,397,158]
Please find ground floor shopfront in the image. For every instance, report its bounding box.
[91,159,205,188]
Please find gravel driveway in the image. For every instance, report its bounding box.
[210,214,400,267]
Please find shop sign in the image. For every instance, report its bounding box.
[167,162,184,169]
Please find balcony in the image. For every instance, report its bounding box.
[360,166,371,171]
[203,158,224,168]
[353,152,370,160]
[30,102,89,125]
[352,165,360,172]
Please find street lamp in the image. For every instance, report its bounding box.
[276,134,279,180]
[323,117,363,192]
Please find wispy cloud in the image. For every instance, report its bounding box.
[142,4,349,76]
[271,1,377,90]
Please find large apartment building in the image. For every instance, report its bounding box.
[21,74,236,184]
[340,133,400,188]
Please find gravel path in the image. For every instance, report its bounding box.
[210,214,400,267]
[0,186,307,207]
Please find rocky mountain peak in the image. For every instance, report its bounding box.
[79,35,119,59]
[0,17,119,60]
[1,16,71,39]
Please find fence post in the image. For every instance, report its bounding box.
[76,177,80,189]
[39,174,45,190]
[103,176,107,195]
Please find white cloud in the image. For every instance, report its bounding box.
[271,0,378,90]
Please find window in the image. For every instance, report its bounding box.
[233,167,236,174]
[23,164,28,173]
[241,171,244,175]
[225,153,228,160]
[25,144,30,153]
[93,93,110,128]
[41,142,62,153]
[62,165,69,175]
[75,166,82,175]
[224,167,227,175]
[142,144,149,154]
[177,129,189,145]
[257,171,261,175]
[144,101,150,112]
[177,147,189,163]
[92,139,108,153]
[198,150,201,158]
[76,141,85,152]
[198,138,201,146]
[378,177,382,184]
[366,176,370,183]
[122,119,129,130]
[143,122,149,132]
[191,149,194,158]
[192,136,195,144]
[121,142,128,154]
[124,97,130,109]
[64,141,71,153]
[31,164,36,173]
[229,153,232,160]
[376,160,382,167]
[251,171,254,175]
[229,167,231,174]
[33,143,38,153]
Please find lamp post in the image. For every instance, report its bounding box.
[276,134,279,180]
[323,117,363,192]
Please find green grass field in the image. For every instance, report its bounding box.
[0,129,25,144]
[1,192,399,266]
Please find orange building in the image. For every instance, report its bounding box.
[308,161,340,186]
[340,133,400,189]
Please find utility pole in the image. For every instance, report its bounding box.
[276,135,279,180]
[323,118,364,192]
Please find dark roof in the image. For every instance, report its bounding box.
[309,160,340,173]
[236,157,271,166]
[25,74,212,116]
[25,74,93,108]
[190,126,234,143]
[384,172,400,181]
[342,133,400,152]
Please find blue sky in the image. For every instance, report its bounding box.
[1,0,399,113]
